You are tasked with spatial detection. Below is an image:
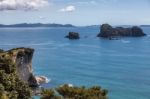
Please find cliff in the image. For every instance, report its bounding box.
[0,47,46,87]
[9,48,38,87]
[0,48,32,98]
[97,24,146,39]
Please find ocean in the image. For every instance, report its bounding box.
[0,26,150,99]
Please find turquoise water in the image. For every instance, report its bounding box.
[0,26,150,99]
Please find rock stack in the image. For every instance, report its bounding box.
[97,24,146,39]
[65,32,80,39]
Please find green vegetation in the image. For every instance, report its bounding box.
[41,84,108,99]
[41,89,61,99]
[0,51,32,99]
[0,48,108,99]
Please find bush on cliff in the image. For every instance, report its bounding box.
[0,52,32,99]
[41,84,108,99]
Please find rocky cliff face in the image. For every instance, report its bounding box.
[0,47,46,87]
[97,24,146,38]
[6,48,38,87]
[0,48,32,98]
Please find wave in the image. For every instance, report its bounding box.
[27,42,54,46]
[0,42,55,46]
[41,76,51,83]
[0,43,18,46]
[79,44,101,49]
[121,40,130,43]
[60,83,74,87]
[35,76,51,84]
[57,43,70,47]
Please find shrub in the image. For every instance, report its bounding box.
[41,89,61,99]
[41,84,108,99]
[0,52,32,99]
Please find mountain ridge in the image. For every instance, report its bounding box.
[0,23,75,28]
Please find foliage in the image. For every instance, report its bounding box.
[41,84,108,99]
[0,51,32,99]
[41,89,61,99]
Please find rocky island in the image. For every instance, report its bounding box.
[65,32,80,39]
[97,24,146,39]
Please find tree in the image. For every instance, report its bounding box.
[41,84,108,99]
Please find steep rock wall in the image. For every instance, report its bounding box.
[2,48,38,87]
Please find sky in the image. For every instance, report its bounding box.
[0,0,150,26]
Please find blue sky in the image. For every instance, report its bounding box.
[0,0,150,26]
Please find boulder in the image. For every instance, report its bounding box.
[28,74,39,87]
[35,76,50,85]
[65,32,80,39]
[97,24,146,38]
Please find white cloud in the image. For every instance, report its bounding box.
[60,5,75,12]
[39,16,46,19]
[0,0,49,11]
[77,1,97,5]
[76,0,118,5]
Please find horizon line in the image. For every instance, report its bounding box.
[0,23,150,27]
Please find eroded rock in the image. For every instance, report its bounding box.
[97,24,146,38]
[65,32,80,39]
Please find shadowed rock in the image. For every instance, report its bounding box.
[97,24,146,39]
[131,26,146,36]
[65,32,80,39]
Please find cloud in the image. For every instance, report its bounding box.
[77,1,97,5]
[76,0,118,5]
[60,5,75,12]
[98,0,118,4]
[0,0,49,11]
[39,16,46,19]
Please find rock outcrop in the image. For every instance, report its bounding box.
[65,32,80,39]
[35,76,50,85]
[0,48,32,98]
[97,24,146,38]
[0,47,46,87]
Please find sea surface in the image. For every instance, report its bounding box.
[0,26,150,99]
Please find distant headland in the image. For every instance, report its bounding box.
[140,25,150,27]
[0,23,75,28]
[0,23,150,28]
